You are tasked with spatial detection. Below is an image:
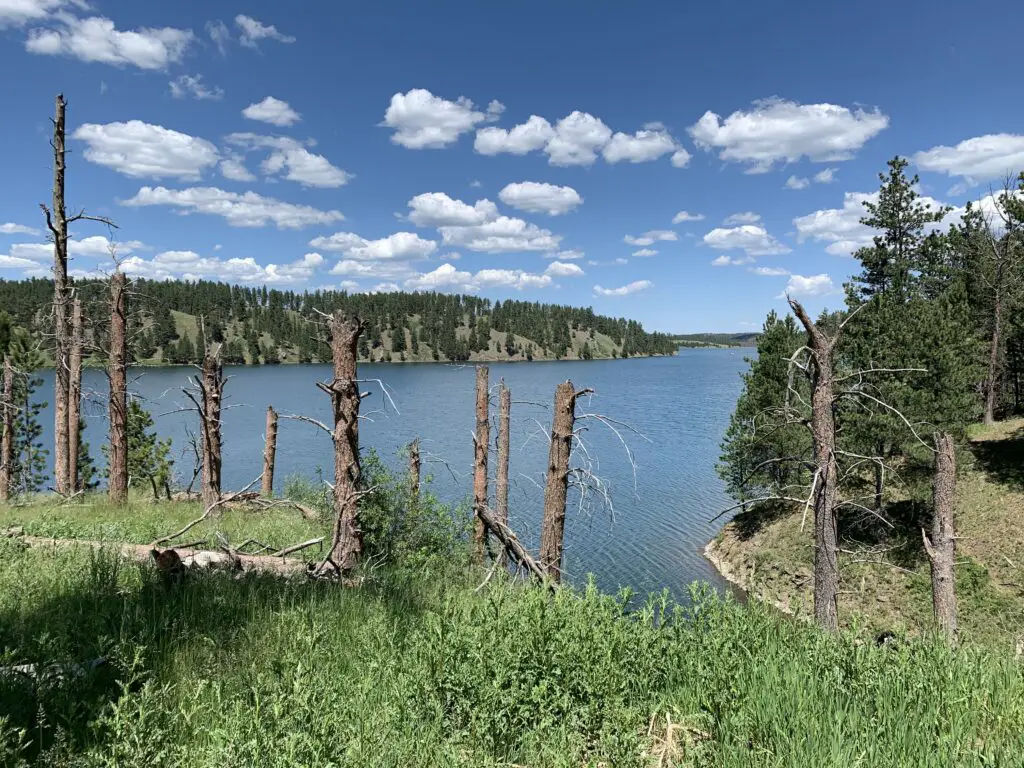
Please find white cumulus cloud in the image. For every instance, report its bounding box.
[593,280,652,297]
[121,250,322,285]
[0,0,75,27]
[689,97,889,173]
[750,266,790,276]
[73,121,219,180]
[632,248,658,257]
[703,225,790,256]
[498,181,582,215]
[26,15,193,69]
[913,134,1024,185]
[544,261,585,277]
[723,211,761,225]
[544,249,584,260]
[122,186,344,229]
[235,14,294,48]
[544,111,613,166]
[227,133,349,187]
[383,88,502,149]
[309,231,437,261]
[602,124,678,164]
[170,74,223,100]
[242,96,300,127]
[781,273,834,298]
[672,211,704,224]
[475,115,554,155]
[785,175,810,190]
[623,229,677,247]
[406,192,499,227]
[1,222,40,235]
[439,216,561,253]
[711,255,753,266]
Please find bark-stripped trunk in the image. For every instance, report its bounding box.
[108,272,129,503]
[261,405,278,497]
[199,349,224,512]
[539,380,579,583]
[924,432,958,640]
[472,366,489,562]
[790,299,841,632]
[984,293,1003,426]
[50,94,71,495]
[408,438,420,500]
[0,360,13,502]
[68,297,82,492]
[322,312,363,572]
[495,381,511,566]
[873,441,884,513]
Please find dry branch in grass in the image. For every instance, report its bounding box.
[475,504,551,588]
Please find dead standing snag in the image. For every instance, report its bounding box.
[108,273,129,502]
[473,366,489,563]
[261,406,278,497]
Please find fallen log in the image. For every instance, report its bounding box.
[475,505,553,588]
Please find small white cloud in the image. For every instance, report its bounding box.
[498,181,582,215]
[913,133,1024,185]
[785,175,810,190]
[170,74,223,100]
[723,211,761,225]
[74,121,219,180]
[205,20,230,55]
[122,186,344,229]
[242,96,300,127]
[220,155,256,182]
[781,273,834,298]
[0,0,74,27]
[544,249,584,260]
[543,111,613,166]
[227,133,350,188]
[545,261,584,277]
[594,280,652,297]
[235,14,294,48]
[672,211,705,224]
[310,231,437,261]
[703,225,790,256]
[602,125,677,164]
[749,266,790,276]
[711,254,753,266]
[813,167,837,183]
[612,258,629,265]
[384,88,500,149]
[475,115,555,155]
[120,250,322,285]
[406,192,498,227]
[0,223,41,236]
[632,248,658,257]
[689,97,889,173]
[469,179,482,188]
[623,229,677,247]
[671,149,692,168]
[401,263,552,293]
[25,15,193,69]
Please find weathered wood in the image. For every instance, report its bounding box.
[108,272,129,502]
[50,94,71,496]
[408,438,420,499]
[0,360,12,501]
[473,366,489,562]
[789,298,841,632]
[924,431,958,640]
[539,380,579,583]
[495,381,511,566]
[68,297,82,492]
[261,406,278,497]
[475,504,551,587]
[321,312,363,572]
[199,349,224,512]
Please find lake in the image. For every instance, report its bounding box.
[35,349,750,599]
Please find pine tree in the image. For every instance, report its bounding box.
[7,329,47,495]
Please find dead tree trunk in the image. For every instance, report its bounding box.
[0,360,13,502]
[984,294,1003,426]
[68,297,82,492]
[318,312,363,572]
[495,381,511,566]
[261,406,278,497]
[48,94,71,496]
[873,440,884,513]
[924,431,958,640]
[408,438,420,500]
[789,299,842,632]
[539,380,582,583]
[107,272,129,503]
[472,366,489,562]
[199,349,224,512]
[476,503,550,586]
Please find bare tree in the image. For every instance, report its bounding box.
[108,273,129,503]
[198,349,224,511]
[495,381,511,566]
[539,380,587,583]
[68,297,83,492]
[0,359,12,502]
[317,312,364,573]
[408,438,420,500]
[789,298,842,632]
[473,366,489,562]
[923,431,958,640]
[261,405,278,497]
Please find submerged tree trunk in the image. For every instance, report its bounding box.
[0,360,13,502]
[322,312,363,572]
[408,438,420,500]
[199,349,224,512]
[790,299,841,632]
[984,294,1003,426]
[495,381,511,566]
[261,406,278,497]
[924,431,958,640]
[50,94,71,496]
[68,297,82,492]
[108,272,129,503]
[540,380,580,583]
[473,366,489,563]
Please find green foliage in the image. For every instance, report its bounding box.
[102,399,173,497]
[6,328,47,496]
[76,419,99,491]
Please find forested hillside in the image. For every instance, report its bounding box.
[0,279,677,365]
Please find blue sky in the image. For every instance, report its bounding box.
[1,0,1023,333]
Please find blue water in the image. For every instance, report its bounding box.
[37,349,749,598]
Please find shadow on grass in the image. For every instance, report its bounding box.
[969,426,1024,491]
[0,549,436,763]
[728,500,794,541]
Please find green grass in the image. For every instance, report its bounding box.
[1,533,1023,765]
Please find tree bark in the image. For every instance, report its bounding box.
[322,312,363,572]
[924,431,958,640]
[107,272,129,503]
[50,94,71,496]
[476,503,550,586]
[873,440,884,513]
[472,366,489,562]
[0,360,13,502]
[983,292,1002,426]
[68,297,82,492]
[408,438,420,500]
[539,380,579,583]
[495,381,511,566]
[199,349,224,512]
[261,405,278,497]
[789,299,841,632]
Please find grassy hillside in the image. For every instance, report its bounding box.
[706,418,1024,651]
[671,333,759,348]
